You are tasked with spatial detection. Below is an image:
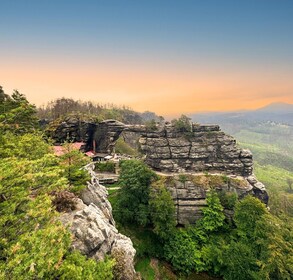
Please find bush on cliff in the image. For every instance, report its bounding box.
[114,160,158,226]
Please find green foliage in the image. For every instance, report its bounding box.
[164,230,203,274]
[117,225,164,259]
[267,188,293,217]
[0,87,38,134]
[145,119,157,131]
[135,257,155,280]
[234,195,267,237]
[171,115,192,132]
[0,132,115,279]
[252,214,293,280]
[59,142,90,192]
[178,174,188,184]
[115,137,138,156]
[95,161,116,173]
[217,190,238,210]
[199,190,225,232]
[201,234,228,275]
[59,251,114,280]
[223,241,259,280]
[221,195,293,280]
[4,214,71,279]
[0,132,51,159]
[115,160,158,226]
[38,97,161,125]
[149,179,176,240]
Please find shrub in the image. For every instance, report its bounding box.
[95,161,116,173]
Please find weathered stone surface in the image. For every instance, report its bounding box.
[52,119,268,225]
[137,123,255,176]
[60,163,137,278]
[164,173,267,225]
[94,119,126,153]
[49,119,255,177]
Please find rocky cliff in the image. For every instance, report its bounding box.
[59,163,138,279]
[139,123,253,176]
[162,173,268,225]
[50,118,268,225]
[137,123,268,224]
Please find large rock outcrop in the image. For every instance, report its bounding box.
[163,173,268,225]
[139,123,253,176]
[51,118,268,225]
[60,163,138,279]
[47,116,96,146]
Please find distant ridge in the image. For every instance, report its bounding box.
[256,102,293,114]
[190,102,293,125]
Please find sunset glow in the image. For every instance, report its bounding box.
[1,0,293,116]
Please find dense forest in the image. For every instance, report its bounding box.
[1,87,293,280]
[37,96,163,125]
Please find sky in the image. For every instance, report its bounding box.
[1,0,293,116]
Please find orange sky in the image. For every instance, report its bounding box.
[1,56,292,116]
[1,1,293,116]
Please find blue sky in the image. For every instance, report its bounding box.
[1,0,293,114]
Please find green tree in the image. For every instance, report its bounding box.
[60,142,90,193]
[171,114,192,132]
[234,195,267,238]
[221,196,293,280]
[0,87,38,134]
[223,241,259,280]
[115,160,158,226]
[0,132,115,279]
[0,132,51,159]
[58,251,114,280]
[199,190,225,232]
[164,230,203,274]
[149,179,176,240]
[253,214,293,279]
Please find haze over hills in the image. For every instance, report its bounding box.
[190,102,293,125]
[190,102,293,197]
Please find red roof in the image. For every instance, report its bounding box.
[53,146,64,156]
[71,142,84,150]
[85,150,95,157]
[53,142,85,156]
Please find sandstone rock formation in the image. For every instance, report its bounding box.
[47,116,96,145]
[52,118,268,225]
[50,119,254,178]
[163,173,268,225]
[139,123,253,176]
[60,163,138,279]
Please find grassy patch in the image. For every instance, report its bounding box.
[254,163,293,192]
[135,257,155,280]
[107,188,119,195]
[115,137,139,156]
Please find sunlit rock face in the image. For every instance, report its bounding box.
[60,164,138,280]
[139,123,253,176]
[53,119,268,225]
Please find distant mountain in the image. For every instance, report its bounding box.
[256,102,293,114]
[190,102,293,125]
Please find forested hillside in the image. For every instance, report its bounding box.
[38,97,163,125]
[1,87,293,280]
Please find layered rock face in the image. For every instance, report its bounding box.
[52,118,268,225]
[47,117,96,146]
[163,173,268,225]
[60,163,138,279]
[139,123,253,176]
